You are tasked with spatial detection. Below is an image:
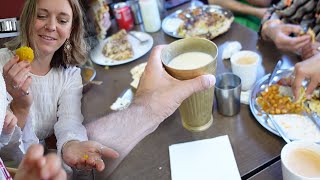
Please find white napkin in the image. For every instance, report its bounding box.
[222,41,242,60]
[240,90,251,105]
[169,135,241,180]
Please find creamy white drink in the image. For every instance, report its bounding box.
[168,52,213,70]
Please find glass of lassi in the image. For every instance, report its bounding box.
[161,38,218,132]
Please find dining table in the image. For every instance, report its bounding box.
[81,2,301,180]
[0,2,300,180]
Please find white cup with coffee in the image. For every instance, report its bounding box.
[230,50,260,91]
[281,141,320,180]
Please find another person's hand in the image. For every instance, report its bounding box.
[2,110,17,134]
[292,53,320,99]
[134,45,216,122]
[62,140,119,172]
[262,22,310,52]
[301,41,320,60]
[14,144,66,180]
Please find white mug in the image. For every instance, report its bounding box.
[230,50,260,91]
[281,141,320,180]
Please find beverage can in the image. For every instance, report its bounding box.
[113,2,134,30]
[127,0,143,24]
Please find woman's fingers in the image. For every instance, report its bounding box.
[19,76,32,95]
[95,158,105,172]
[100,146,119,159]
[14,66,31,87]
[7,61,30,82]
[3,56,19,75]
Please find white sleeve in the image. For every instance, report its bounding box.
[0,48,13,73]
[54,67,88,156]
[0,130,13,149]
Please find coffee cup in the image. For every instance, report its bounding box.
[230,50,260,91]
[281,141,320,180]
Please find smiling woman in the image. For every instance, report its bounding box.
[0,0,118,178]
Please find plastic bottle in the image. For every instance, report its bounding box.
[139,0,161,32]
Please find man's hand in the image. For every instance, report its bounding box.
[134,45,216,122]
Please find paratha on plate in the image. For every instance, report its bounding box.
[177,6,234,39]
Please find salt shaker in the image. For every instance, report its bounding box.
[139,0,161,32]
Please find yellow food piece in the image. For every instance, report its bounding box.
[83,154,89,160]
[15,46,34,63]
[307,28,316,43]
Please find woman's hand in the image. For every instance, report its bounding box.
[3,56,33,129]
[301,41,320,60]
[62,140,119,172]
[14,144,66,180]
[3,56,32,109]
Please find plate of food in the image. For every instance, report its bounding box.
[90,30,153,66]
[249,68,320,142]
[161,5,234,39]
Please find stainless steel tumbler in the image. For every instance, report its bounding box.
[214,73,241,116]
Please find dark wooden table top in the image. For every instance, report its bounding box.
[248,161,282,180]
[81,3,300,180]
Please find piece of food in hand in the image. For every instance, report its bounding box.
[298,28,315,43]
[15,46,34,63]
[83,154,89,160]
[307,28,316,43]
[102,29,133,60]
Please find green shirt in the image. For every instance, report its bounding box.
[234,0,261,31]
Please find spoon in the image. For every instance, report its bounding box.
[128,32,149,44]
[268,60,283,87]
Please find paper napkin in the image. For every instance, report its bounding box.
[169,135,241,180]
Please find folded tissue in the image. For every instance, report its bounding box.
[222,41,242,60]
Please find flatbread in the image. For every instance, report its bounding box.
[177,7,233,39]
[102,29,134,60]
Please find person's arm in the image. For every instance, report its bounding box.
[208,0,267,19]
[246,0,272,7]
[85,45,216,177]
[53,67,88,161]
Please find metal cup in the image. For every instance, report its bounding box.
[161,38,218,132]
[214,73,241,116]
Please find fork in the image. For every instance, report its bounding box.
[128,32,149,44]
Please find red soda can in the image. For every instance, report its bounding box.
[113,2,134,30]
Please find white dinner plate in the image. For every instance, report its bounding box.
[90,31,153,66]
